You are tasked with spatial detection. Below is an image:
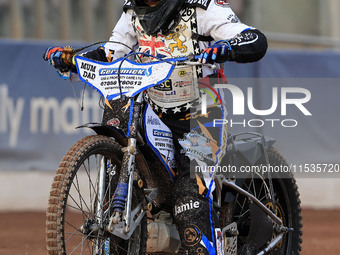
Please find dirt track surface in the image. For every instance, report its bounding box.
[0,209,339,255]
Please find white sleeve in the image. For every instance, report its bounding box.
[197,2,253,41]
[103,10,137,60]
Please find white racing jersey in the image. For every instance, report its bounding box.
[103,0,253,113]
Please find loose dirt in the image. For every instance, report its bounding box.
[0,209,339,254]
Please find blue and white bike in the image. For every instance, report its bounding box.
[46,45,302,255]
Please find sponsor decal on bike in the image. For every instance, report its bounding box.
[75,56,174,101]
[215,228,224,255]
[81,62,96,72]
[129,121,136,135]
[147,116,161,125]
[144,105,176,168]
[99,67,153,76]
[107,118,120,128]
[80,62,97,80]
[153,129,173,138]
[104,238,110,255]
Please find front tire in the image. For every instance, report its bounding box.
[46,135,147,255]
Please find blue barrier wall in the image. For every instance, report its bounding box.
[0,40,102,170]
[0,40,339,172]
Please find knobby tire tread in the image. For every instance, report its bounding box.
[267,148,303,254]
[254,147,303,255]
[226,147,303,255]
[46,135,122,255]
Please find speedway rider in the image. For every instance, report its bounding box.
[44,0,267,254]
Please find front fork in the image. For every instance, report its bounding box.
[108,94,144,236]
[110,138,137,231]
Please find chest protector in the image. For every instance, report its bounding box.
[132,7,204,114]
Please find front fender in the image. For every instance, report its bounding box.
[76,123,127,146]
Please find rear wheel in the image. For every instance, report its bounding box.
[46,135,147,255]
[220,147,302,255]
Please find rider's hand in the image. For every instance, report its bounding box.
[43,46,71,73]
[198,43,234,64]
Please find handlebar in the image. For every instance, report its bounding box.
[184,61,216,70]
[71,46,220,103]
[60,43,217,70]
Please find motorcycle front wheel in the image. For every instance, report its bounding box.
[46,135,147,255]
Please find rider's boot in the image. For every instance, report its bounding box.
[172,175,224,255]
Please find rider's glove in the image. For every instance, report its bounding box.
[198,42,234,64]
[43,46,72,73]
[43,46,76,79]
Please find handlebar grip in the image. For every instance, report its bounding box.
[61,46,76,66]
